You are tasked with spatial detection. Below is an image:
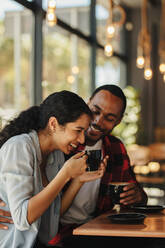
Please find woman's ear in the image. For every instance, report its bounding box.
[48,117,58,132]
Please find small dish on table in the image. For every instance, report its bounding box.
[108,212,147,224]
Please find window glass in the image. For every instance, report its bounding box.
[43,0,90,36]
[96,49,126,89]
[43,21,91,101]
[0,0,33,127]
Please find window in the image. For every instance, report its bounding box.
[96,49,126,89]
[0,0,33,125]
[43,22,90,101]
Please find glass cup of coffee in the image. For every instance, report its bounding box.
[85,150,101,171]
[107,182,130,205]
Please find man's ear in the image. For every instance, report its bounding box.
[48,116,58,132]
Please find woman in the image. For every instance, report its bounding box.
[0,90,107,248]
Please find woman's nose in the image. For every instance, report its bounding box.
[78,132,85,144]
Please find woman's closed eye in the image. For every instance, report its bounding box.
[76,129,82,133]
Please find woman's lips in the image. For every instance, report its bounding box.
[70,143,77,148]
[67,143,77,152]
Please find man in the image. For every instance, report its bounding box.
[0,85,147,241]
[48,84,147,247]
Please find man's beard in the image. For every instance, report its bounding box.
[85,127,113,146]
[85,130,104,146]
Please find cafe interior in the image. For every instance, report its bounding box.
[1,0,165,232]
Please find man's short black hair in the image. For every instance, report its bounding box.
[90,84,127,116]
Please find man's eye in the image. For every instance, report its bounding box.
[106,118,115,122]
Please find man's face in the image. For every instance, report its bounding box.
[86,90,124,145]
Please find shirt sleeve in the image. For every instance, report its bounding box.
[120,142,137,182]
[1,137,35,231]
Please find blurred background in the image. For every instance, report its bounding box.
[0,0,165,205]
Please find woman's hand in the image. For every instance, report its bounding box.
[0,200,13,230]
[63,151,88,179]
[60,155,109,215]
[74,155,109,183]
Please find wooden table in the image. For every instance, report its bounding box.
[73,209,165,238]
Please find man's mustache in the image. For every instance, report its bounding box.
[91,123,105,133]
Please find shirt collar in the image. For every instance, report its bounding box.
[29,130,42,164]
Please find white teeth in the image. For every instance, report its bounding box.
[70,143,77,148]
[92,126,100,132]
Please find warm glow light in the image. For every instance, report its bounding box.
[67,75,75,84]
[159,63,165,74]
[136,56,145,69]
[107,24,115,38]
[140,165,150,175]
[148,162,160,173]
[104,43,113,57]
[48,0,56,9]
[133,165,141,174]
[72,66,79,74]
[46,0,57,27]
[163,74,165,82]
[144,68,153,80]
[47,15,57,26]
[47,12,55,21]
[46,10,57,26]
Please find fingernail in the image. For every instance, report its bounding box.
[0,202,6,207]
[3,226,8,230]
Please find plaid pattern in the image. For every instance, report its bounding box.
[48,134,143,245]
[95,134,137,215]
[75,134,137,215]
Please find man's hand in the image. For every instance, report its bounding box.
[0,200,13,230]
[119,183,147,205]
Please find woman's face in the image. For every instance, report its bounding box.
[53,113,91,154]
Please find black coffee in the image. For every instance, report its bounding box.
[86,150,101,171]
[108,182,129,204]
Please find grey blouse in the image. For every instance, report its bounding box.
[0,130,65,248]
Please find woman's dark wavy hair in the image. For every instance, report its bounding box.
[90,84,126,116]
[0,90,92,148]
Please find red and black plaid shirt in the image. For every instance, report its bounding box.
[76,134,138,215]
[95,134,138,215]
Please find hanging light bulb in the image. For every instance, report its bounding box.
[163,73,165,82]
[144,68,153,80]
[104,43,113,57]
[46,11,57,26]
[136,44,145,69]
[107,24,115,38]
[136,55,145,69]
[48,0,56,8]
[159,63,165,74]
[46,0,57,27]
